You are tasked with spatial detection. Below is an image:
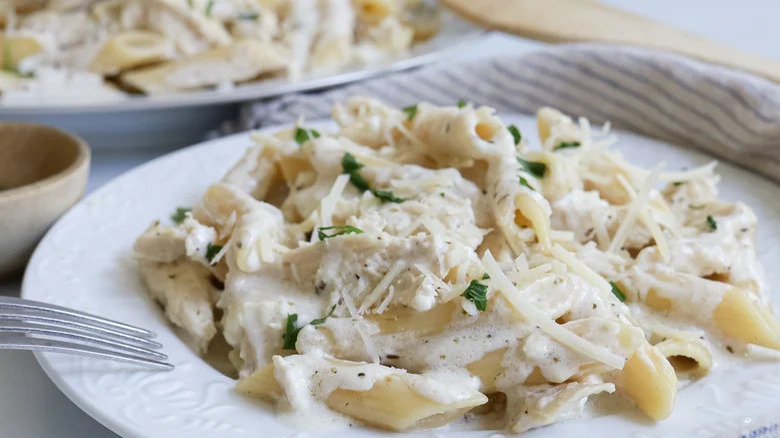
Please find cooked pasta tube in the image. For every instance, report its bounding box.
[121,40,287,94]
[616,343,677,421]
[508,382,616,433]
[89,31,174,75]
[713,288,780,350]
[236,363,282,401]
[354,0,396,25]
[466,347,507,392]
[0,35,42,70]
[654,338,712,375]
[239,353,488,431]
[327,374,487,431]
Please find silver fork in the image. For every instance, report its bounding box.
[0,296,173,370]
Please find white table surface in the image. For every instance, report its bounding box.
[2,1,779,436]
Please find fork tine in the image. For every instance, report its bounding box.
[0,334,173,370]
[0,321,168,360]
[0,297,155,338]
[0,312,163,349]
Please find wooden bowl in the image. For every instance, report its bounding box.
[0,122,90,278]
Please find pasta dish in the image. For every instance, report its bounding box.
[0,0,439,104]
[132,97,780,432]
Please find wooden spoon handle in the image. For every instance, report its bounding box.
[439,0,780,83]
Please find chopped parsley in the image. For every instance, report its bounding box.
[237,11,259,20]
[672,181,685,187]
[294,127,321,145]
[457,99,467,108]
[372,189,405,203]
[205,0,215,16]
[554,141,581,151]
[341,153,404,203]
[317,225,364,241]
[282,314,299,349]
[609,281,626,302]
[482,273,490,280]
[689,203,705,210]
[517,156,547,179]
[402,104,418,121]
[205,242,223,264]
[171,207,191,224]
[519,176,534,191]
[462,280,488,311]
[507,125,522,145]
[341,152,364,174]
[309,304,337,326]
[706,215,718,231]
[282,304,337,349]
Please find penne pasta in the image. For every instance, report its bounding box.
[132,99,777,433]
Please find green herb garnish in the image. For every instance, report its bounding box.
[205,0,215,16]
[317,225,364,241]
[294,127,321,145]
[519,176,534,191]
[508,125,522,145]
[706,215,717,231]
[237,11,259,20]
[171,207,191,224]
[457,99,466,108]
[282,314,299,349]
[309,304,337,326]
[205,242,223,264]
[341,152,365,173]
[462,280,488,311]
[341,153,404,203]
[482,273,490,280]
[372,189,405,203]
[402,104,418,121]
[672,181,685,187]
[554,141,581,151]
[186,0,193,8]
[517,156,547,179]
[609,281,626,302]
[282,304,337,349]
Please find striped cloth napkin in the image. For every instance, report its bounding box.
[235,43,780,184]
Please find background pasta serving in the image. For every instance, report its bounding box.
[0,0,440,103]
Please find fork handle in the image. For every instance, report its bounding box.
[439,0,780,83]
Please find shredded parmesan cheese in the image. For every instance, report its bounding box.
[551,244,611,295]
[482,251,626,370]
[616,174,670,262]
[320,174,350,228]
[359,261,406,313]
[609,165,662,253]
[658,161,717,182]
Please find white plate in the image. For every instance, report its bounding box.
[22,115,780,438]
[0,12,481,150]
